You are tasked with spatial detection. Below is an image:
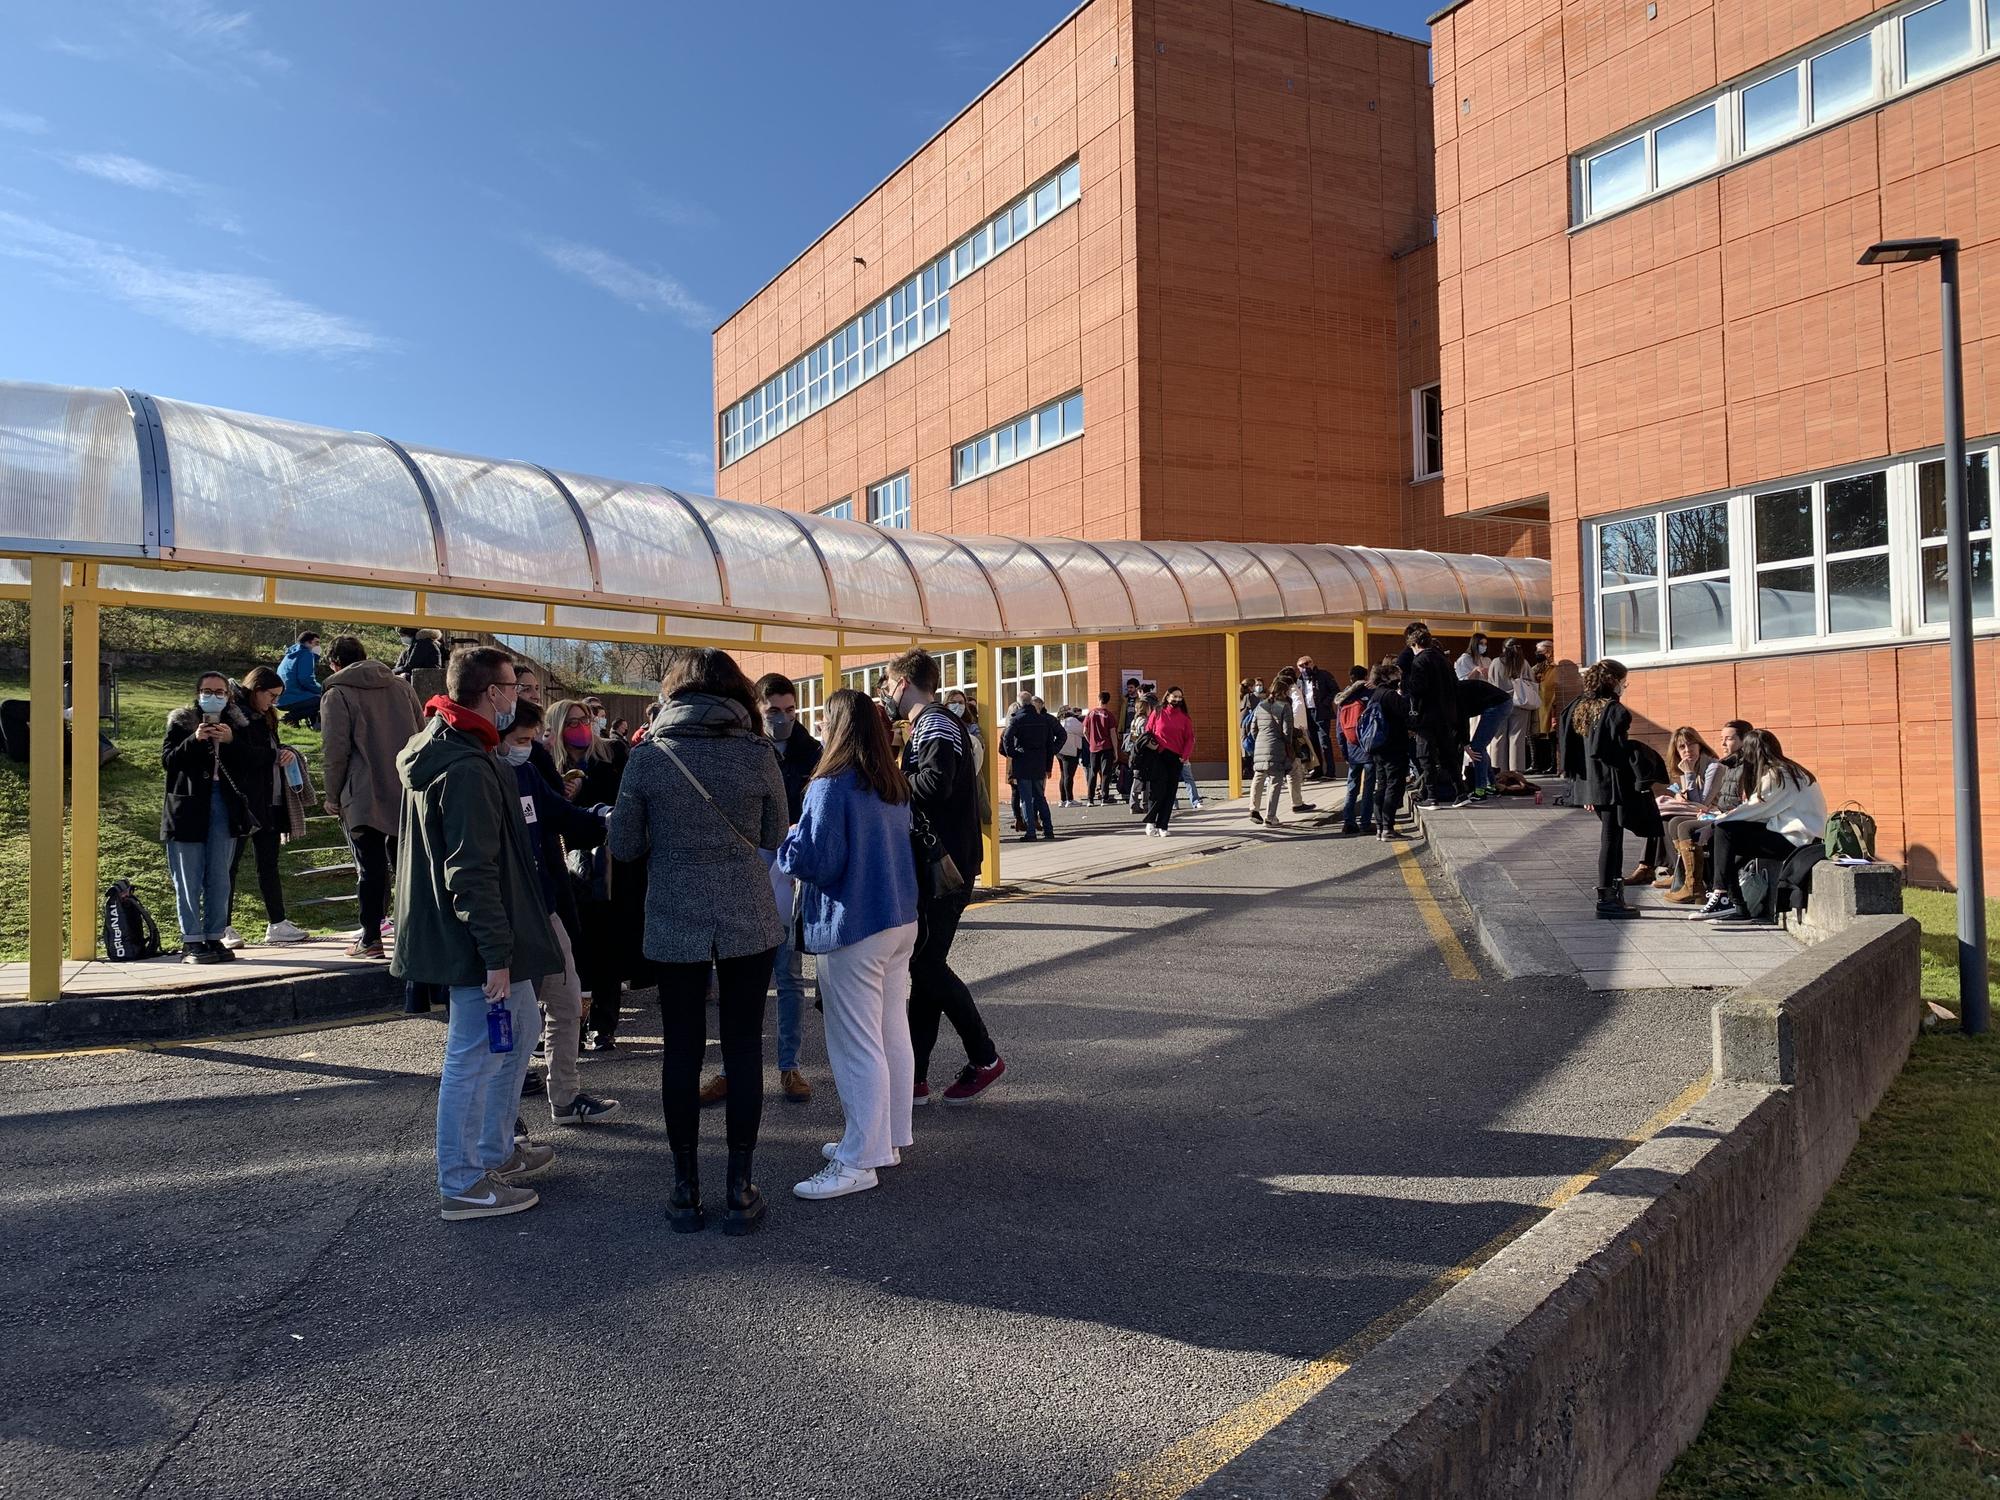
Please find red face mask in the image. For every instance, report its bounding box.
[562,724,593,749]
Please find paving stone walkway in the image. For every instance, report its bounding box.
[1418,793,1803,991]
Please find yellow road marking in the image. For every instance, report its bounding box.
[1392,842,1480,980]
[1085,1071,1714,1500]
[0,1009,405,1064]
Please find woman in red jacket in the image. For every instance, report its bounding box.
[1139,688,1196,837]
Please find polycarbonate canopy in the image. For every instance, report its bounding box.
[0,382,1550,639]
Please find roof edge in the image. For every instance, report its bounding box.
[1426,0,1468,24]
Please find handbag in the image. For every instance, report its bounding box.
[655,738,767,858]
[912,806,966,897]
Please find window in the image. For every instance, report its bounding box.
[796,673,825,737]
[1412,384,1442,480]
[954,391,1085,485]
[866,471,910,529]
[817,497,853,521]
[1918,452,1997,622]
[1592,442,2000,662]
[720,158,1080,467]
[997,643,1090,714]
[1572,0,2000,226]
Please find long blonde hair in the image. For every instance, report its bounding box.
[546,697,614,770]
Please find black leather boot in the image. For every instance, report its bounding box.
[667,1146,704,1233]
[722,1145,765,1237]
[1595,885,1641,920]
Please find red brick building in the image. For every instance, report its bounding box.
[1431,0,2000,882]
[711,0,1539,759]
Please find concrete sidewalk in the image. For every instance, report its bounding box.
[1417,793,1803,991]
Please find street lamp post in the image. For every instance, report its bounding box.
[1859,236,1988,1034]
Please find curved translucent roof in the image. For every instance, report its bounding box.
[0,382,1551,640]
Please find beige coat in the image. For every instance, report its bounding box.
[321,658,423,835]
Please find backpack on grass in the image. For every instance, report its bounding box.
[1824,804,1877,861]
[102,880,162,961]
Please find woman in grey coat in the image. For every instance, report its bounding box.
[607,648,789,1236]
[1250,666,1311,827]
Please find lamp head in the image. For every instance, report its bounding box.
[1859,236,1955,266]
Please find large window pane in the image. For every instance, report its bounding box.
[1063,392,1084,435]
[1603,588,1660,655]
[1757,564,1818,640]
[1599,516,1659,586]
[1666,501,1730,576]
[1918,452,1994,535]
[1654,104,1717,188]
[1823,471,1888,552]
[1035,180,1060,221]
[1903,0,1974,81]
[1827,553,1892,632]
[1755,486,1813,562]
[1587,137,1646,214]
[1811,34,1874,120]
[1669,578,1734,650]
[1059,162,1080,206]
[1742,68,1801,151]
[1922,539,1997,622]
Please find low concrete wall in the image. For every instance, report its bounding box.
[1192,913,1920,1500]
[0,966,403,1049]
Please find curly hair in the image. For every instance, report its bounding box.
[1571,658,1628,737]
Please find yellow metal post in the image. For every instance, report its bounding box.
[1224,630,1241,802]
[1351,616,1369,671]
[980,643,1001,889]
[68,566,100,960]
[821,653,840,718]
[28,556,65,1000]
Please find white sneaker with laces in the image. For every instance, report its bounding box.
[265,919,308,945]
[1689,891,1739,922]
[823,1141,900,1166]
[220,926,244,950]
[794,1160,879,1200]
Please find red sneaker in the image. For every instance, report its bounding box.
[941,1057,1006,1104]
[913,1080,932,1107]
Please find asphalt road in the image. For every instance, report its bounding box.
[0,824,1714,1500]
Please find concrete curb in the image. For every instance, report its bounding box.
[1413,809,1575,979]
[1190,912,1922,1500]
[0,964,404,1049]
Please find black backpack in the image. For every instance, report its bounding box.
[102,880,162,961]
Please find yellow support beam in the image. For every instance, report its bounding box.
[980,643,1002,889]
[821,652,841,716]
[1224,630,1241,803]
[1351,616,1369,671]
[68,567,100,961]
[28,556,65,1000]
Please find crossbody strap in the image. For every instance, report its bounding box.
[655,738,764,857]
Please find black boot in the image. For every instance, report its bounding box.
[667,1146,704,1233]
[1595,885,1641,920]
[723,1145,765,1237]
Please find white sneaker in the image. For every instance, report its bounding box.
[265,919,308,945]
[220,926,244,950]
[823,1141,900,1166]
[794,1160,879,1200]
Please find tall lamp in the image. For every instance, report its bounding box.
[1858,236,1988,1035]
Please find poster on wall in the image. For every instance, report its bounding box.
[1120,669,1144,696]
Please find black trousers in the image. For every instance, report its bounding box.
[1710,822,1797,898]
[1144,753,1181,830]
[658,948,777,1152]
[349,826,394,944]
[1309,718,1335,777]
[1372,757,1407,829]
[1597,807,1624,889]
[228,824,286,923]
[909,890,996,1083]
[1413,731,1460,803]
[1085,747,1116,802]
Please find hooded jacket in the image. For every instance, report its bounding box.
[276,642,321,709]
[321,657,423,836]
[1405,646,1460,736]
[1000,702,1065,780]
[390,710,560,988]
[605,693,788,964]
[160,699,254,843]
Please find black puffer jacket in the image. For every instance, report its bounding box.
[230,685,285,825]
[160,701,254,843]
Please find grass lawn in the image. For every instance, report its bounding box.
[0,671,361,962]
[1658,890,2000,1498]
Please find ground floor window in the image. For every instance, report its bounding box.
[1589,440,1999,664]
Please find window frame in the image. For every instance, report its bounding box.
[865,470,910,529]
[1411,383,1443,481]
[816,496,854,522]
[1571,0,1998,228]
[952,390,1086,487]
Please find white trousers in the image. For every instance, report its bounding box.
[817,920,919,1169]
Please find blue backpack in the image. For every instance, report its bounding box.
[1239,703,1256,756]
[1355,698,1386,760]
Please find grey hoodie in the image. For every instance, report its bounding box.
[321,657,423,835]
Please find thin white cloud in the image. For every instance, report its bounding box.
[0,108,50,135]
[0,211,385,358]
[45,38,113,62]
[636,187,719,231]
[531,237,712,328]
[62,151,207,196]
[153,0,290,79]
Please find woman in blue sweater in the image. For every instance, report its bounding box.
[778,688,920,1201]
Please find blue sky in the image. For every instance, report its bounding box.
[0,0,1433,495]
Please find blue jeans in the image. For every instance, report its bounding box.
[167,784,237,941]
[436,978,538,1196]
[758,853,809,1072]
[1018,776,1053,837]
[1468,704,1508,791]
[1174,760,1202,807]
[1343,760,1377,829]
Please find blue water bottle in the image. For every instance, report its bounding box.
[486,1000,514,1053]
[284,757,303,789]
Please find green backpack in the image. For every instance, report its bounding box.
[1824,804,1877,861]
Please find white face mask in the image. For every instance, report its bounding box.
[197,692,227,717]
[501,744,532,766]
[947,701,965,718]
[592,715,606,732]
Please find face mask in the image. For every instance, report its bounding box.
[947,702,965,718]
[562,724,593,749]
[593,715,607,732]
[764,709,794,738]
[1168,698,1184,708]
[197,692,227,716]
[495,706,516,732]
[501,744,532,767]
[1476,643,1488,656]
